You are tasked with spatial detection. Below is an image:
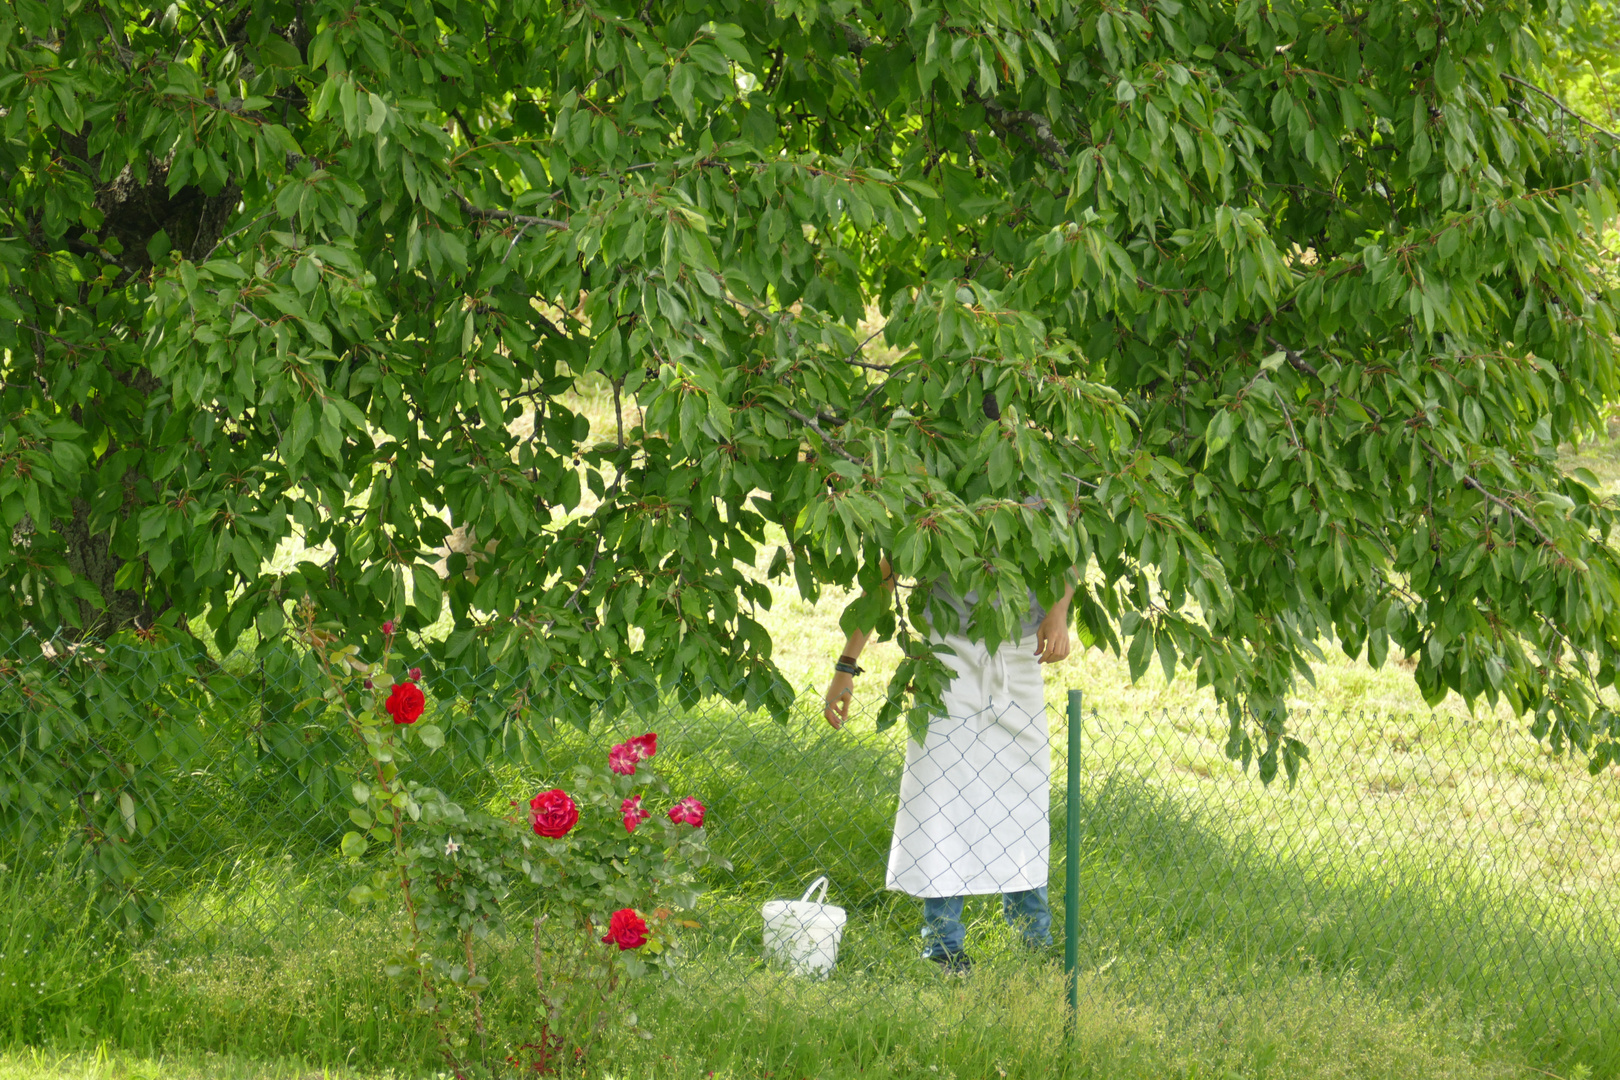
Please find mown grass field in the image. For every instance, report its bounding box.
[3,611,1618,1080]
[6,393,1620,1079]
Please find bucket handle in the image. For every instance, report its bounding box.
[799,875,830,905]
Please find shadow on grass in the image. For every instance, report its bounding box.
[551,700,1620,1075]
[1067,775,1617,1074]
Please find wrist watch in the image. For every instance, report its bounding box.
[835,653,863,676]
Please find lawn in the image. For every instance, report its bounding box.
[3,618,1617,1079]
[6,398,1620,1079]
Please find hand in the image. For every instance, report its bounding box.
[1034,608,1071,664]
[823,671,855,728]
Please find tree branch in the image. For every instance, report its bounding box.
[786,407,865,464]
[1263,335,1322,380]
[452,190,567,231]
[971,92,1066,166]
[1419,439,1556,547]
[834,326,891,371]
[1501,74,1620,141]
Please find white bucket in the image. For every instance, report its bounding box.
[761,876,847,978]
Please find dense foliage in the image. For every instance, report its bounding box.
[3,0,1620,784]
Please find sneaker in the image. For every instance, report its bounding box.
[924,950,973,975]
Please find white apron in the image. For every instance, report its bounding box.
[886,631,1051,898]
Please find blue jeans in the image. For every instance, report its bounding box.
[921,887,1051,958]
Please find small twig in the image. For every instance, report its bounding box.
[857,356,922,411]
[838,22,870,55]
[613,377,625,450]
[499,223,532,265]
[201,205,275,262]
[448,108,478,148]
[1259,334,1388,425]
[64,237,139,276]
[1061,472,1100,491]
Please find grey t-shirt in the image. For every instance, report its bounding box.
[927,581,1047,639]
[923,497,1053,638]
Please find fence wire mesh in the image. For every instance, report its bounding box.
[2,631,1617,1061]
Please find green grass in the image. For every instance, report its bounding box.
[2,682,1616,1079]
[10,421,1620,1078]
[0,1046,424,1079]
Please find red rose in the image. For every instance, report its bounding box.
[668,797,705,828]
[381,620,395,634]
[385,680,425,725]
[628,732,657,761]
[608,743,638,775]
[621,795,650,833]
[409,666,422,680]
[601,908,649,951]
[529,789,579,838]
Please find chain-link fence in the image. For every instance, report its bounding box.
[2,631,1617,1064]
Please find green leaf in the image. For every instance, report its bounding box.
[259,36,304,69]
[1434,50,1460,95]
[1204,409,1236,456]
[412,563,444,617]
[292,257,319,295]
[283,401,313,468]
[1127,623,1153,681]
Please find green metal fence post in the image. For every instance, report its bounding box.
[1065,689,1081,1030]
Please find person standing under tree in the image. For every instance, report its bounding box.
[824,558,1074,974]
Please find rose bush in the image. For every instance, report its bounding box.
[304,614,723,1078]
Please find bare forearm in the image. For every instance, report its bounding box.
[824,561,894,729]
[839,559,895,659]
[1046,572,1077,619]
[841,627,873,662]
